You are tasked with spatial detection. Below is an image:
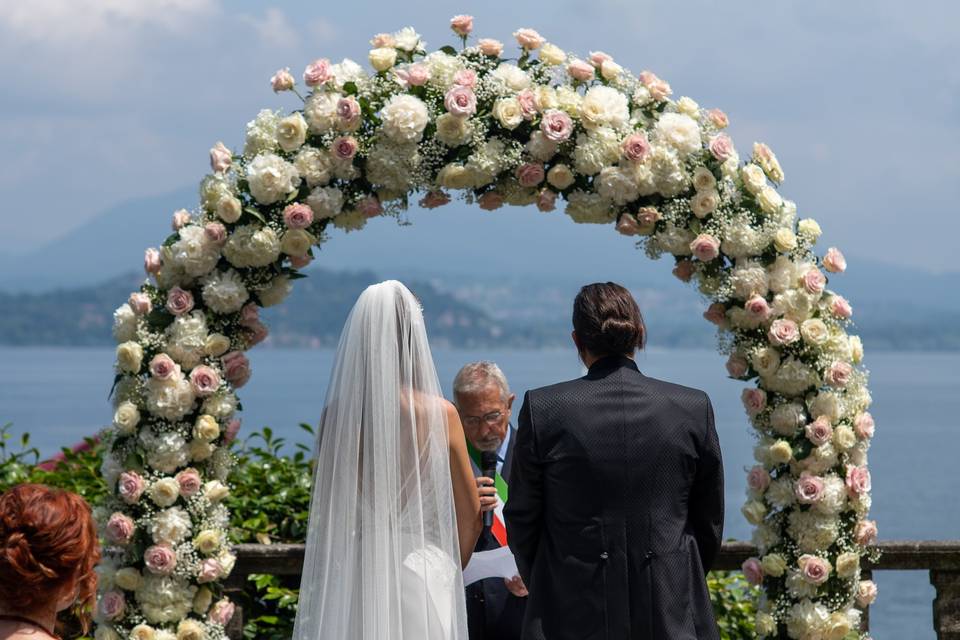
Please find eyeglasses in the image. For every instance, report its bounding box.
[461,410,503,428]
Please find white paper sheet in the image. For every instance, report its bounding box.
[462,546,520,586]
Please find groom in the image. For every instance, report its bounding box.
[453,361,527,640]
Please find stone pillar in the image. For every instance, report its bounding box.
[859,569,872,633]
[931,570,960,640]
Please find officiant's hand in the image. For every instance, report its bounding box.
[504,575,528,597]
[476,477,497,513]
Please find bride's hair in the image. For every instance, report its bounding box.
[573,282,646,356]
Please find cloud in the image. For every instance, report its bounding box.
[239,7,301,49]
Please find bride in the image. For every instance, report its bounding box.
[292,280,482,639]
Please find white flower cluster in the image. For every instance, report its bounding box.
[97,17,877,638]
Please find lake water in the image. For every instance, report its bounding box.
[1,346,956,638]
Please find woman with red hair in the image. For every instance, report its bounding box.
[0,484,101,639]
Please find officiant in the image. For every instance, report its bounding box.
[453,361,527,640]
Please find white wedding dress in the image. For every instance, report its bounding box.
[292,281,468,640]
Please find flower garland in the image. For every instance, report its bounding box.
[95,16,878,640]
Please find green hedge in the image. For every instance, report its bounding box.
[1,423,758,639]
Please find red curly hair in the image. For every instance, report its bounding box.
[0,484,101,633]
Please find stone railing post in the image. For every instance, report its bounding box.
[932,569,960,640]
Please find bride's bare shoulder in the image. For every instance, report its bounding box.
[410,390,459,424]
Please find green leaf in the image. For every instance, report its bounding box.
[244,207,267,224]
[162,233,179,247]
[439,45,458,56]
[342,81,358,95]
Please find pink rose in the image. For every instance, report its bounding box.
[706,108,729,129]
[453,69,477,89]
[747,466,771,493]
[209,142,232,173]
[105,512,135,545]
[172,209,191,231]
[128,292,152,315]
[636,207,661,228]
[703,303,727,327]
[846,465,871,496]
[856,580,878,607]
[690,234,721,262]
[617,214,641,236]
[802,268,826,294]
[768,319,800,346]
[516,163,545,187]
[190,365,221,397]
[270,68,295,93]
[805,416,833,446]
[823,247,847,273]
[176,468,203,497]
[825,361,853,388]
[198,558,222,583]
[209,598,237,626]
[224,418,242,445]
[118,471,145,504]
[742,557,764,585]
[725,353,749,378]
[246,321,269,346]
[478,38,504,56]
[144,544,177,575]
[795,473,826,504]
[621,133,651,163]
[517,89,538,119]
[400,63,430,87]
[708,134,735,162]
[331,136,358,161]
[477,191,505,211]
[99,590,126,620]
[303,58,332,87]
[222,351,251,389]
[239,303,259,327]
[540,109,574,143]
[289,254,312,269]
[149,354,179,380]
[537,190,557,212]
[283,203,314,229]
[419,191,451,209]
[854,519,878,546]
[854,412,875,439]
[672,260,695,283]
[450,14,474,37]
[444,85,477,117]
[144,248,162,275]
[166,287,194,316]
[831,295,853,319]
[567,59,595,82]
[798,554,831,585]
[741,388,767,416]
[204,222,227,245]
[513,28,545,50]
[357,196,383,218]
[745,295,772,320]
[639,70,672,101]
[370,33,394,48]
[337,97,361,128]
[589,51,613,68]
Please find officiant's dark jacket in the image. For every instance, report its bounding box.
[504,355,724,640]
[466,424,526,640]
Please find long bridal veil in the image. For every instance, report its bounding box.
[292,280,468,640]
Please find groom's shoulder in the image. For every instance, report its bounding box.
[639,374,712,412]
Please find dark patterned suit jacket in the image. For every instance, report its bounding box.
[504,355,724,640]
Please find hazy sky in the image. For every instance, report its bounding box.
[1,0,957,271]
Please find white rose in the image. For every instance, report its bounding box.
[194,530,222,555]
[798,218,822,240]
[493,97,524,130]
[808,391,843,424]
[145,376,196,422]
[368,47,397,72]
[580,85,629,131]
[596,166,639,205]
[276,113,307,152]
[149,478,181,508]
[801,319,829,346]
[741,164,766,194]
[189,439,215,462]
[281,229,317,257]
[690,189,720,218]
[223,225,281,268]
[600,59,623,80]
[201,269,249,314]
[304,92,340,134]
[380,94,429,143]
[258,275,292,307]
[116,567,143,591]
[307,185,345,219]
[193,586,213,615]
[204,334,231,359]
[435,113,472,147]
[117,341,144,373]
[437,163,474,190]
[539,43,565,65]
[294,147,332,187]
[767,256,798,293]
[677,96,699,116]
[773,227,797,253]
[216,196,242,224]
[752,347,781,378]
[547,164,575,190]
[692,166,717,192]
[113,401,141,434]
[555,86,582,116]
[245,153,300,205]
[758,186,784,215]
[490,63,531,92]
[113,304,138,343]
[770,402,806,436]
[194,414,221,441]
[834,425,857,450]
[393,26,422,52]
[849,335,864,363]
[525,131,558,162]
[654,113,701,156]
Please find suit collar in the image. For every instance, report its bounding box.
[586,354,640,377]
[501,423,517,484]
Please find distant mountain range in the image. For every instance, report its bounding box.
[1,184,958,350]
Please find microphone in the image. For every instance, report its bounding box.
[480,450,498,530]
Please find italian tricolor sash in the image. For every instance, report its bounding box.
[466,442,509,547]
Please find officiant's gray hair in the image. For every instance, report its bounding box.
[452,361,511,403]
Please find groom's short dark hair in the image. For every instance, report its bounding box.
[573,282,646,356]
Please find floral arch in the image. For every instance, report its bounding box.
[95,17,878,640]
